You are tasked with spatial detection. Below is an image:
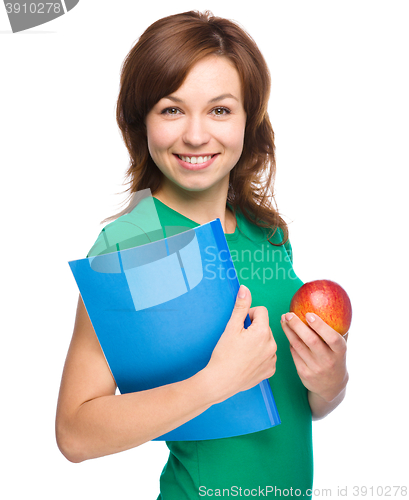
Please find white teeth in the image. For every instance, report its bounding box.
[179,155,212,164]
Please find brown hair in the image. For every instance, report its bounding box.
[107,10,288,245]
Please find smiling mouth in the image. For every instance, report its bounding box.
[176,154,216,165]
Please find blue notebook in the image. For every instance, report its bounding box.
[69,214,281,440]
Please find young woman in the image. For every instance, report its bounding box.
[56,11,348,499]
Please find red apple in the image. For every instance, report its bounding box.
[290,280,352,335]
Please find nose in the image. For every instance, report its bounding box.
[182,116,210,147]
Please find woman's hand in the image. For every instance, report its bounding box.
[281,312,348,416]
[204,285,277,404]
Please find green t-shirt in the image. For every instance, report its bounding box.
[88,197,313,499]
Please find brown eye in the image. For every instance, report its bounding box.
[162,107,181,115]
[211,107,230,116]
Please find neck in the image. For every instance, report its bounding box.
[152,181,235,233]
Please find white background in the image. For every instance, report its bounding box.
[1,1,408,498]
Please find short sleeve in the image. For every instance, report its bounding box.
[86,220,155,258]
[266,226,293,265]
[284,237,293,264]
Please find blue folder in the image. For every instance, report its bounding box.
[69,201,280,440]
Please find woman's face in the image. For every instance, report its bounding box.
[145,55,246,200]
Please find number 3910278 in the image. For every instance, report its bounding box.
[5,3,62,14]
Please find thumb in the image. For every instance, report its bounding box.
[226,285,251,333]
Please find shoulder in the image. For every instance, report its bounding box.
[236,208,293,264]
[87,197,164,257]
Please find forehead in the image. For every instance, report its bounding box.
[168,55,242,101]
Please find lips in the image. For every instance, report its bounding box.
[174,154,218,170]
[178,154,213,164]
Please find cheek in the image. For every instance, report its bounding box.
[146,118,175,160]
[147,128,166,158]
[226,122,246,160]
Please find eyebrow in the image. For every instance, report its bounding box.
[164,93,239,104]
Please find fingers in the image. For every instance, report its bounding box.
[288,344,308,376]
[303,313,347,354]
[282,312,347,354]
[225,285,252,334]
[248,305,269,325]
[281,314,319,368]
[282,312,348,400]
[249,306,275,347]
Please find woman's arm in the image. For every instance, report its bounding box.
[55,297,217,462]
[308,385,347,420]
[56,286,277,463]
[280,312,348,420]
